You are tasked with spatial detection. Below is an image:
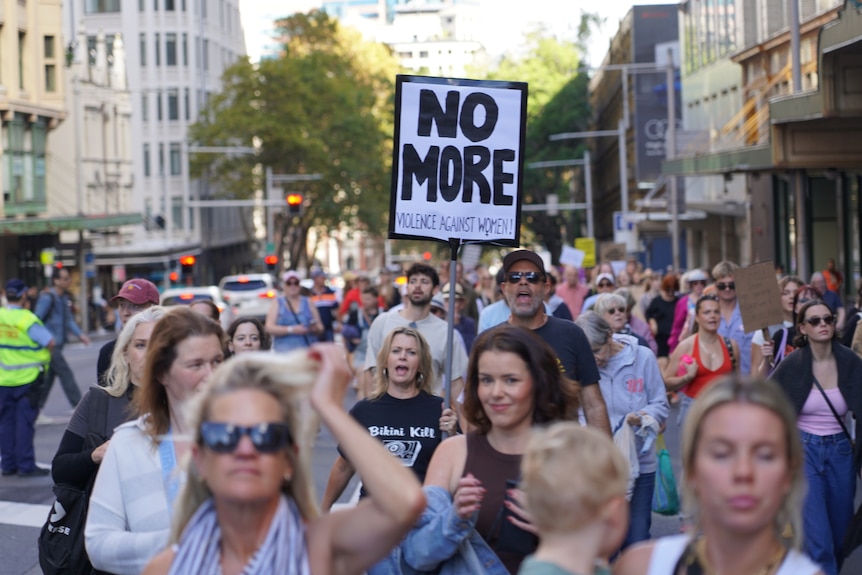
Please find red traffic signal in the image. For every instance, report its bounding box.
[264,255,278,266]
[286,193,303,215]
[179,255,196,267]
[169,271,179,282]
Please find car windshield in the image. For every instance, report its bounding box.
[162,294,215,306]
[222,280,268,292]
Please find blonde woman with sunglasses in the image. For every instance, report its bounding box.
[143,344,425,575]
[770,299,862,575]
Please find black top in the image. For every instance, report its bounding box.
[646,295,679,357]
[96,339,117,386]
[530,316,601,386]
[51,386,136,488]
[341,392,445,496]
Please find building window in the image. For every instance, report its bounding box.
[202,38,209,71]
[182,33,188,66]
[139,0,145,11]
[154,33,160,66]
[85,0,121,12]
[142,93,149,122]
[154,0,158,10]
[44,65,56,92]
[140,33,146,66]
[158,143,165,175]
[157,91,163,121]
[169,143,181,175]
[44,36,55,59]
[201,0,207,18]
[87,34,116,66]
[143,143,151,176]
[184,87,190,120]
[166,33,177,66]
[18,33,25,90]
[165,0,175,10]
[167,89,179,120]
[182,0,186,11]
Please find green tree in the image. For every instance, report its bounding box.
[485,29,593,263]
[188,10,400,269]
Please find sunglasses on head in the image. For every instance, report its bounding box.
[716,282,735,291]
[506,271,543,284]
[804,315,835,327]
[606,306,626,315]
[199,422,293,454]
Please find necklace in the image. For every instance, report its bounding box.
[692,537,786,575]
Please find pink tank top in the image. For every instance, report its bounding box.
[797,386,848,436]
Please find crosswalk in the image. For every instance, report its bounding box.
[0,500,50,528]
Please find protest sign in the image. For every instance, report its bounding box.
[599,242,627,264]
[389,75,528,246]
[734,261,785,332]
[559,246,585,269]
[574,238,596,268]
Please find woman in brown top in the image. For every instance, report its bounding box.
[400,325,580,575]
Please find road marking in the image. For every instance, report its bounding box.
[0,501,50,528]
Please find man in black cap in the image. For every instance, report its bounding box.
[0,279,54,476]
[499,249,611,434]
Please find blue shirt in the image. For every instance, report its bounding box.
[34,289,83,348]
[717,302,753,374]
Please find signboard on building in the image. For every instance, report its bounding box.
[389,75,528,246]
[632,5,681,183]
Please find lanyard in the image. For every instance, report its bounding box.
[158,427,181,518]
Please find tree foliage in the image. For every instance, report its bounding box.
[484,29,593,263]
[188,10,400,269]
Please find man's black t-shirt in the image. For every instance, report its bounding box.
[341,391,444,497]
[532,316,600,386]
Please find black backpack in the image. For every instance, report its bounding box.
[38,388,111,575]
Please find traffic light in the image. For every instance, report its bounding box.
[179,255,196,286]
[264,254,278,272]
[169,271,179,283]
[179,255,196,268]
[286,193,303,215]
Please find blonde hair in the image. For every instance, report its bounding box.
[170,351,320,543]
[521,422,628,532]
[371,327,435,399]
[104,306,167,398]
[681,375,805,549]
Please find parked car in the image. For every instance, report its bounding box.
[218,273,276,320]
[160,285,233,331]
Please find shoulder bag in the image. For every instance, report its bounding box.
[38,389,111,575]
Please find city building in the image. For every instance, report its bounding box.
[587,5,683,271]
[664,0,860,290]
[66,0,250,290]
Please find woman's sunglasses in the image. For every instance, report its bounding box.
[285,280,300,286]
[605,306,627,315]
[200,422,293,454]
[506,272,543,284]
[804,315,835,327]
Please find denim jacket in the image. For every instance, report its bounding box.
[374,485,509,575]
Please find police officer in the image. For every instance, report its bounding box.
[0,279,54,477]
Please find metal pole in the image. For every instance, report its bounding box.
[795,171,808,279]
[667,48,680,271]
[73,74,89,332]
[443,239,459,430]
[789,0,802,93]
[622,71,630,130]
[265,167,274,246]
[584,150,594,238]
[618,118,629,217]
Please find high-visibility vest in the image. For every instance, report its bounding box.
[0,307,51,387]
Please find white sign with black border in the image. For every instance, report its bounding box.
[389,75,528,246]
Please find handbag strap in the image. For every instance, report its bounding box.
[722,336,736,371]
[285,297,313,346]
[811,377,853,444]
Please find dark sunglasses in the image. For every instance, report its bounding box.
[285,280,300,286]
[506,271,543,284]
[804,315,835,327]
[716,282,735,291]
[606,306,627,315]
[597,281,613,288]
[200,422,293,454]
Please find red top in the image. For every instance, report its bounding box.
[687,334,733,398]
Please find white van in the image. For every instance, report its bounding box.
[219,273,276,320]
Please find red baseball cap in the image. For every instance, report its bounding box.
[110,279,160,306]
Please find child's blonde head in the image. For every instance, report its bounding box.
[521,422,628,532]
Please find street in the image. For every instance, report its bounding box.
[1,335,860,574]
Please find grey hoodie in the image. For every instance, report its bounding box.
[599,334,670,473]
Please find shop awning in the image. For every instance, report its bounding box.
[0,213,143,235]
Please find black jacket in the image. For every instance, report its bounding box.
[770,342,862,473]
